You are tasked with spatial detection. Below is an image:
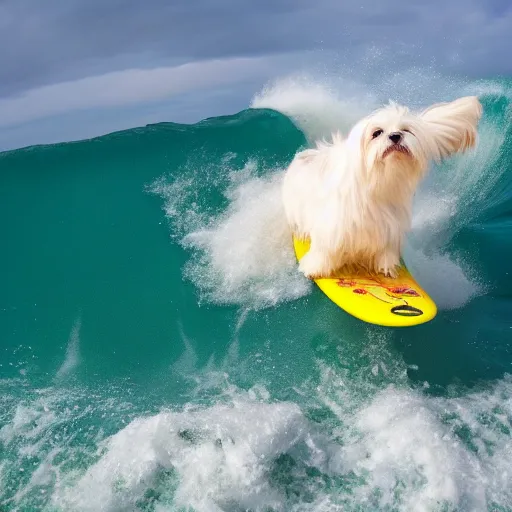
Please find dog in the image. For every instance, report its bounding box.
[282,96,483,279]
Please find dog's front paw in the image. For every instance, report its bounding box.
[298,252,326,280]
[379,266,398,279]
[376,250,400,279]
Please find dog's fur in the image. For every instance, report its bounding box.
[282,96,483,279]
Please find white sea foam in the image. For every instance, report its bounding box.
[150,160,311,310]
[326,383,512,511]
[55,396,313,511]
[251,74,375,144]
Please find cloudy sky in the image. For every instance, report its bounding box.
[0,0,510,151]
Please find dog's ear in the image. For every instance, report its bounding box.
[420,96,483,160]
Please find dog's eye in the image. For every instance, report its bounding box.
[372,129,383,139]
[403,129,413,135]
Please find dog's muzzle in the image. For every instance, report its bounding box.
[383,144,411,158]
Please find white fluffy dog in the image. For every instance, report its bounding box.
[282,96,483,279]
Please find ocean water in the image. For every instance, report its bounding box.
[1,70,512,511]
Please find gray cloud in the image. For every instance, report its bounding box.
[1,0,511,98]
[0,0,315,96]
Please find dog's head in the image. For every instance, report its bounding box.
[346,96,483,194]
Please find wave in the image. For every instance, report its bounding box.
[2,63,512,512]
[151,72,512,312]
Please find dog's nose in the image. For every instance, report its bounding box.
[389,132,402,144]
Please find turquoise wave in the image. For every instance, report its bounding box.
[1,84,512,510]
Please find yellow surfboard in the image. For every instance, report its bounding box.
[293,237,437,327]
